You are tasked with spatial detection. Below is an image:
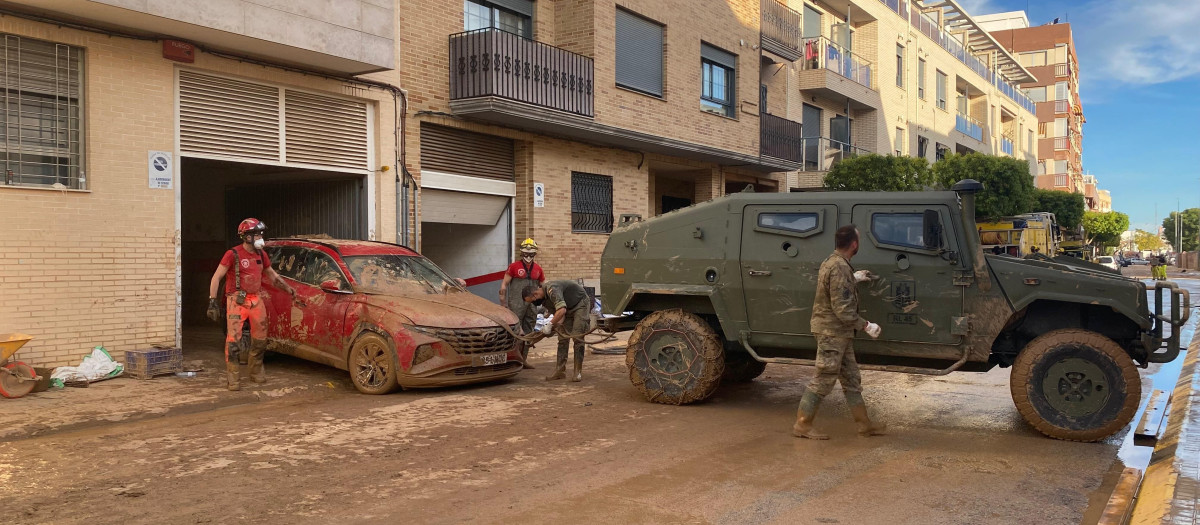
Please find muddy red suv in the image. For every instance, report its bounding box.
[260,239,522,393]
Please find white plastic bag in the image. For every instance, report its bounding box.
[51,346,124,384]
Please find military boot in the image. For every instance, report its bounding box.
[570,346,584,382]
[545,345,567,381]
[846,391,887,437]
[226,342,241,391]
[792,391,828,440]
[248,339,268,384]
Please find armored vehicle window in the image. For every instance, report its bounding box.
[758,212,818,233]
[872,213,927,249]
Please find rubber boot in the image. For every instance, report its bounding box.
[248,339,267,384]
[846,391,887,437]
[519,341,535,370]
[792,391,828,440]
[225,342,241,391]
[545,345,567,381]
[570,345,584,382]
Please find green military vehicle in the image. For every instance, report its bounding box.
[599,180,1189,441]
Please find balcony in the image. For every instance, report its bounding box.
[1054,99,1068,114]
[1054,137,1068,150]
[797,37,881,110]
[449,29,594,117]
[760,113,803,165]
[955,113,984,142]
[761,0,802,62]
[1055,63,1071,78]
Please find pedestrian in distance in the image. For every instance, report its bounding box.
[499,238,545,369]
[793,225,887,440]
[523,280,590,382]
[206,218,300,391]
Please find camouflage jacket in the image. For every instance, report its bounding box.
[810,252,868,337]
[543,280,588,312]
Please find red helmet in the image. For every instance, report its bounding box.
[237,218,267,238]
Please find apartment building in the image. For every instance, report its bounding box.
[979,11,1108,211]
[0,1,399,367]
[785,0,1040,187]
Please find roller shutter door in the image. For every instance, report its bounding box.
[420,188,510,225]
[419,123,514,181]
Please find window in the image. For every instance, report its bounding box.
[1037,161,1046,175]
[1054,117,1067,137]
[1025,86,1046,103]
[464,0,533,38]
[269,247,307,281]
[917,136,929,159]
[1054,81,1068,101]
[1020,50,1047,67]
[935,142,948,161]
[1054,159,1067,173]
[301,249,349,288]
[700,43,736,117]
[571,172,613,233]
[894,128,904,155]
[935,70,947,110]
[872,213,930,250]
[896,44,905,88]
[615,9,664,97]
[758,212,818,234]
[0,34,85,189]
[917,58,926,99]
[1027,129,1034,151]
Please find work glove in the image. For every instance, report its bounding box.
[540,323,554,336]
[864,322,882,339]
[853,270,875,283]
[206,298,222,323]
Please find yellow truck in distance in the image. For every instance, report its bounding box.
[978,212,1059,257]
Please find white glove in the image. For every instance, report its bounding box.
[853,270,874,283]
[864,322,881,339]
[540,323,554,335]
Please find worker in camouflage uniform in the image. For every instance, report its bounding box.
[499,238,545,369]
[523,279,590,382]
[794,225,887,440]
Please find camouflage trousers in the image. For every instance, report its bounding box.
[805,335,862,397]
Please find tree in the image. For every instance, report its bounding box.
[1162,208,1200,252]
[1133,229,1165,252]
[822,154,933,191]
[932,153,1035,219]
[1031,189,1085,230]
[1081,211,1130,248]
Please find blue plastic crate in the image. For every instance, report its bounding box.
[124,347,182,379]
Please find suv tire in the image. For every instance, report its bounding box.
[722,351,767,383]
[1010,329,1140,442]
[627,309,724,404]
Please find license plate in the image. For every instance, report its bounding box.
[475,353,508,366]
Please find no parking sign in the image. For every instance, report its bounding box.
[533,182,544,207]
[148,150,173,189]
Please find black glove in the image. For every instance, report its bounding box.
[207,298,222,323]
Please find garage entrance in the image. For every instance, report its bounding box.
[180,158,368,325]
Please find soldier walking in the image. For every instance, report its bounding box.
[793,225,887,440]
[499,238,545,369]
[523,280,590,382]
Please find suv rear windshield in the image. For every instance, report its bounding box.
[344,255,462,295]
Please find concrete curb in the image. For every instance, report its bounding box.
[1128,331,1200,524]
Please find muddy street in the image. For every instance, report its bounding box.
[0,336,1157,525]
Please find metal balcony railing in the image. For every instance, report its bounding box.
[800,37,874,90]
[1054,99,1068,114]
[1054,137,1068,150]
[956,113,984,141]
[878,0,909,19]
[449,28,594,117]
[1055,63,1070,78]
[802,137,868,171]
[760,113,803,163]
[761,0,802,59]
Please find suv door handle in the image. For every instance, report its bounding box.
[748,270,772,276]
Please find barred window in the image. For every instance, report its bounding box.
[571,172,613,233]
[0,34,85,189]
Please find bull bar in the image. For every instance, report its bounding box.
[1146,281,1190,363]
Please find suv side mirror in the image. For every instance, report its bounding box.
[319,279,346,293]
[923,209,943,250]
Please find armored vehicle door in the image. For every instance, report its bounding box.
[850,205,965,345]
[739,204,839,334]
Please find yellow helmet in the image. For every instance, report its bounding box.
[519,238,539,254]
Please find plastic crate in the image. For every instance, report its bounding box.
[124,347,183,380]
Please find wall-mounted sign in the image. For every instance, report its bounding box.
[163,40,195,63]
[533,182,545,207]
[148,150,173,189]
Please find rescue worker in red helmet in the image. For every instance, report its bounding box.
[206,218,298,390]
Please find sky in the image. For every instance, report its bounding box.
[961,0,1200,233]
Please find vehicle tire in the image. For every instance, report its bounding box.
[0,362,38,399]
[1010,329,1141,442]
[626,309,724,405]
[347,332,399,395]
[722,351,767,383]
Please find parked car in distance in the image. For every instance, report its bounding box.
[1096,256,1121,272]
[1128,258,1150,266]
[260,238,523,394]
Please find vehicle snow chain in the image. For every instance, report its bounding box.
[1147,281,1191,363]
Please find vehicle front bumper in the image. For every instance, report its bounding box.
[1145,281,1191,363]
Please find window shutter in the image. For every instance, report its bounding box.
[701,43,737,69]
[420,123,514,181]
[490,0,534,17]
[179,70,281,162]
[615,9,663,96]
[284,90,369,170]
